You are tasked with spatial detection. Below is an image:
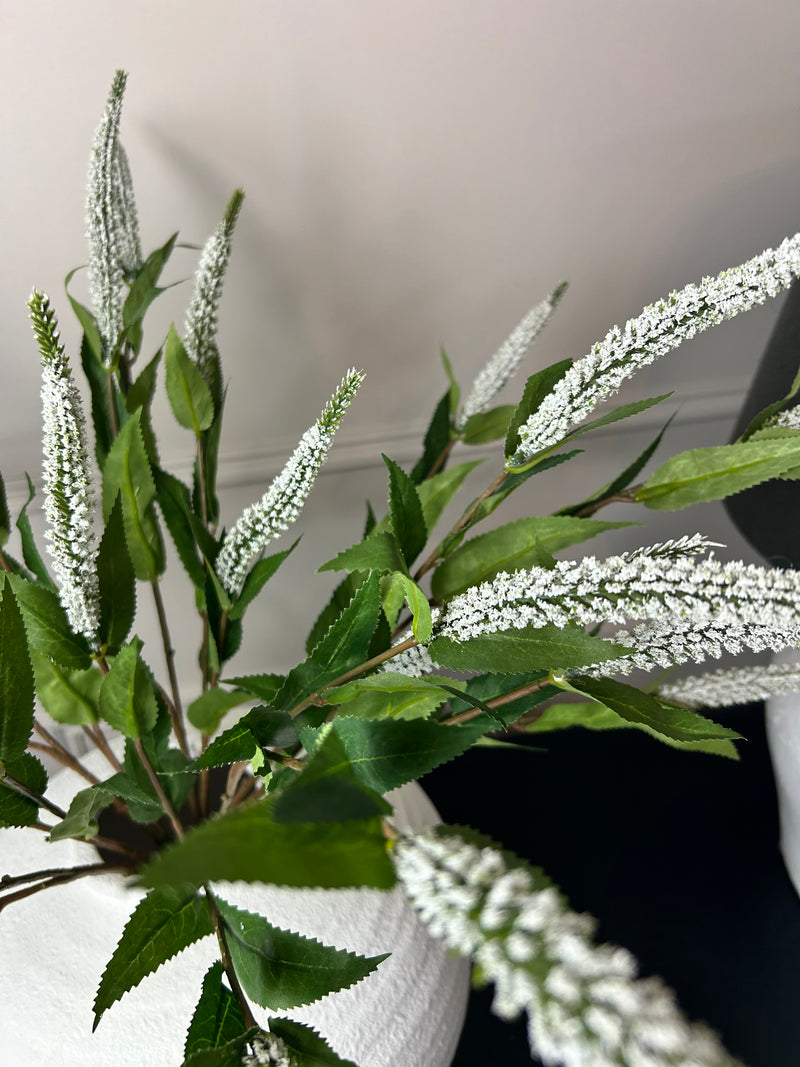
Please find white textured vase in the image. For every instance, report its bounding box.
[765,647,800,897]
[0,748,469,1067]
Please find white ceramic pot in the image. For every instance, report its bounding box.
[0,747,469,1067]
[766,648,800,898]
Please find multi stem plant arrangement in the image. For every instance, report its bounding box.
[4,72,800,1067]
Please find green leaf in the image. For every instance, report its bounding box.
[102,411,164,580]
[383,455,428,565]
[183,1032,260,1067]
[430,624,629,674]
[195,380,226,526]
[32,652,101,725]
[396,575,432,642]
[187,688,251,734]
[0,580,34,760]
[8,574,92,669]
[228,541,299,621]
[48,785,111,841]
[461,405,515,445]
[431,516,631,600]
[122,233,179,341]
[557,413,675,517]
[272,727,391,824]
[165,324,215,434]
[410,390,453,483]
[139,804,395,890]
[504,359,573,459]
[0,752,47,827]
[194,707,299,771]
[416,460,484,533]
[276,571,382,711]
[635,438,800,511]
[562,676,742,743]
[65,267,104,366]
[332,716,487,793]
[93,886,214,1029]
[267,1019,360,1067]
[304,572,366,655]
[98,771,165,822]
[467,451,583,530]
[448,671,556,727]
[126,351,163,466]
[215,896,388,1012]
[15,475,55,588]
[185,963,247,1058]
[440,345,460,413]
[79,332,118,466]
[224,673,285,704]
[98,637,158,739]
[739,361,800,441]
[0,470,9,547]
[564,393,673,441]
[318,531,407,575]
[96,496,136,651]
[154,467,209,591]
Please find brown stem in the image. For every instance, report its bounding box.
[89,834,150,862]
[1,772,66,819]
[0,862,131,914]
[1,861,113,892]
[32,721,101,785]
[288,636,418,719]
[151,580,191,758]
[0,549,12,574]
[572,487,638,519]
[133,739,184,840]
[414,469,509,581]
[219,761,250,815]
[30,820,55,833]
[83,724,124,773]
[443,677,550,726]
[205,887,257,1029]
[426,437,456,479]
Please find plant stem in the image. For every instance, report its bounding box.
[0,863,131,914]
[196,434,209,528]
[83,723,124,773]
[426,437,456,479]
[151,579,191,758]
[32,721,101,785]
[133,739,184,840]
[572,487,638,519]
[0,549,12,574]
[1,861,115,892]
[287,636,418,719]
[205,887,257,1029]
[414,469,509,581]
[0,772,66,819]
[105,372,120,437]
[443,676,550,726]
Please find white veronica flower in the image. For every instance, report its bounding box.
[86,70,127,366]
[395,830,743,1067]
[217,370,365,594]
[457,283,567,430]
[113,143,142,281]
[241,1032,295,1066]
[184,189,245,385]
[762,406,800,432]
[30,290,100,644]
[508,234,800,467]
[658,661,800,709]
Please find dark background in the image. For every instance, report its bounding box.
[424,704,800,1067]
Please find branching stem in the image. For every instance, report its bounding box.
[205,887,257,1029]
[133,739,184,840]
[151,580,191,758]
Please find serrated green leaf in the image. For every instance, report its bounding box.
[183,1031,260,1067]
[0,752,47,827]
[96,496,136,651]
[99,636,158,739]
[195,379,226,526]
[561,676,742,743]
[99,771,165,822]
[416,460,484,533]
[80,332,118,466]
[15,475,55,588]
[267,1018,360,1067]
[272,727,390,824]
[102,411,164,580]
[8,573,91,668]
[32,651,101,725]
[228,541,299,621]
[318,531,407,575]
[154,467,208,591]
[139,804,395,890]
[431,516,631,600]
[93,886,214,1028]
[739,361,800,441]
[304,572,365,655]
[122,233,179,339]
[215,896,388,1011]
[65,267,104,366]
[223,674,285,704]
[276,571,382,711]
[165,324,215,434]
[185,962,247,1058]
[410,390,453,483]
[126,350,163,466]
[504,358,573,459]
[332,717,487,793]
[0,580,34,760]
[461,405,515,445]
[564,393,673,441]
[188,688,251,734]
[193,707,300,771]
[430,624,629,674]
[635,438,800,511]
[48,785,110,841]
[383,455,428,565]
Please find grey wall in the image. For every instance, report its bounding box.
[2,1,800,694]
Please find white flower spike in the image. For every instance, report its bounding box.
[30,290,100,644]
[217,369,365,594]
[395,829,744,1067]
[509,234,800,466]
